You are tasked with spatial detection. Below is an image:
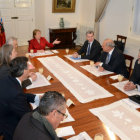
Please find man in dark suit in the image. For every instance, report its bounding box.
[0,57,40,140]
[72,31,102,62]
[124,50,140,91]
[95,39,129,78]
[13,91,66,140]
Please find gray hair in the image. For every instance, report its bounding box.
[86,30,94,35]
[104,39,115,48]
[0,44,14,66]
[38,91,66,116]
[6,37,17,45]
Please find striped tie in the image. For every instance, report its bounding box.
[105,53,110,64]
[86,43,91,55]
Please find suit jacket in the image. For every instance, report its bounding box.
[28,37,54,53]
[13,112,65,140]
[78,39,102,62]
[130,59,140,84]
[0,64,32,88]
[0,75,35,140]
[100,48,129,78]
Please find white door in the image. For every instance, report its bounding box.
[0,0,35,46]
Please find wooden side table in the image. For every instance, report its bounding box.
[49,27,77,48]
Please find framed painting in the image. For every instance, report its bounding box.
[52,0,76,13]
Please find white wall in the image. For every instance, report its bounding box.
[77,0,96,44]
[99,0,132,43]
[99,0,139,67]
[34,0,96,44]
[35,0,81,42]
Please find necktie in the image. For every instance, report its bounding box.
[105,53,110,64]
[86,43,91,55]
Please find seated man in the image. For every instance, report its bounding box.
[124,50,140,91]
[0,57,40,140]
[5,37,37,88]
[72,31,102,62]
[13,91,66,140]
[95,39,129,78]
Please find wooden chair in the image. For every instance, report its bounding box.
[117,35,127,46]
[124,54,134,77]
[114,35,127,53]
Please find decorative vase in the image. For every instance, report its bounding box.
[59,18,64,28]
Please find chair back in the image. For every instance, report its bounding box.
[123,54,134,77]
[114,35,127,53]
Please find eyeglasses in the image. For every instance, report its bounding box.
[57,110,68,119]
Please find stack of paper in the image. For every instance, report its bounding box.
[64,55,89,63]
[56,126,75,137]
[26,72,51,89]
[29,50,54,57]
[67,132,92,140]
[81,65,113,77]
[51,50,59,53]
[112,80,140,96]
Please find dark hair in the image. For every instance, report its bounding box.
[38,91,66,116]
[33,29,41,38]
[0,44,14,66]
[9,56,28,77]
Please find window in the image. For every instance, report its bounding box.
[129,0,140,39]
[14,0,32,7]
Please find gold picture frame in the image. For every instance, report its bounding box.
[52,0,76,13]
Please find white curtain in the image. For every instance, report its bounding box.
[133,0,140,35]
[94,0,109,40]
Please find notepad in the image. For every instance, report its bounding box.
[56,126,75,137]
[67,131,92,140]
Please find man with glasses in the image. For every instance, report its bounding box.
[13,91,67,140]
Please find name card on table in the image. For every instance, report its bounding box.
[47,75,52,81]
[67,99,75,107]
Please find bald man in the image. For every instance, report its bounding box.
[95,39,129,78]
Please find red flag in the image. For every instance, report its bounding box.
[0,18,6,47]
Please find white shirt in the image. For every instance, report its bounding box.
[137,84,140,92]
[79,40,94,58]
[100,48,115,66]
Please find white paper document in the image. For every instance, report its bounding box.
[81,65,113,77]
[112,80,140,96]
[51,50,59,53]
[29,50,54,57]
[89,100,140,140]
[64,55,89,63]
[122,98,140,109]
[56,126,75,137]
[30,93,44,109]
[38,56,113,103]
[26,72,51,89]
[67,131,92,140]
[110,74,119,80]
